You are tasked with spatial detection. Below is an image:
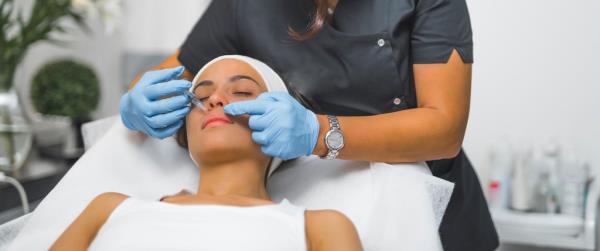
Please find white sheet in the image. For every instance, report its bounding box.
[8,121,453,250]
[0,215,29,251]
[268,157,452,250]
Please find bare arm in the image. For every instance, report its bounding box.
[306,210,363,251]
[313,49,471,162]
[128,50,195,90]
[50,193,128,251]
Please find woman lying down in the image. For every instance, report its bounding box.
[50,56,363,251]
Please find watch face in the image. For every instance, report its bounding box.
[327,131,344,150]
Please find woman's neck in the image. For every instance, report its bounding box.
[195,159,270,200]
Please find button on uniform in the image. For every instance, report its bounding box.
[393,97,402,105]
[377,38,385,47]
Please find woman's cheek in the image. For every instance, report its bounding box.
[230,114,251,127]
[186,111,204,139]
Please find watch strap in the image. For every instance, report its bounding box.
[328,115,340,130]
[321,115,343,160]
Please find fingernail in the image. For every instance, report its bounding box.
[180,83,192,90]
[174,66,185,76]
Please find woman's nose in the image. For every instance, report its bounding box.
[205,92,229,110]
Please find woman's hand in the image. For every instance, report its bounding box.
[224,92,320,160]
[119,66,192,139]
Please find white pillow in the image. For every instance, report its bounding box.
[9,121,453,250]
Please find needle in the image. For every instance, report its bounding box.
[184,91,207,112]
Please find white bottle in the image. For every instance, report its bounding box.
[487,143,513,210]
[531,147,559,213]
[512,148,533,211]
[560,153,587,217]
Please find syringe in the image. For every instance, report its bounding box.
[184,90,207,112]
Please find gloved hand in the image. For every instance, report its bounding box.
[224,92,320,160]
[119,66,192,139]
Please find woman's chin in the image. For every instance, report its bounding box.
[192,147,256,166]
[191,135,255,158]
[188,122,259,164]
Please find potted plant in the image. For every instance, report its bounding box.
[0,0,120,171]
[30,59,100,158]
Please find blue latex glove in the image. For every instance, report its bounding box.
[224,92,320,160]
[119,66,192,139]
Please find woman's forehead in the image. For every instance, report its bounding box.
[194,59,267,90]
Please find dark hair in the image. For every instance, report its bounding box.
[288,0,330,41]
[176,119,189,148]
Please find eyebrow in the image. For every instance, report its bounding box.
[229,75,260,86]
[194,80,214,88]
[193,74,260,92]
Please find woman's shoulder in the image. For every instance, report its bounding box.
[87,192,130,218]
[304,209,363,251]
[91,192,129,207]
[305,209,357,235]
[305,209,353,225]
[50,192,131,249]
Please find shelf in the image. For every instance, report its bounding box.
[492,209,594,250]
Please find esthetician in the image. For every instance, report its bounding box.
[119,0,498,250]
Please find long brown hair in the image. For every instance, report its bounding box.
[288,0,330,41]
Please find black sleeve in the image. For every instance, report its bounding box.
[178,0,242,74]
[411,0,473,64]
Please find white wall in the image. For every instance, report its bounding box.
[121,0,211,54]
[465,2,599,249]
[120,0,211,89]
[464,0,600,187]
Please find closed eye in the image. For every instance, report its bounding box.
[234,92,253,96]
[196,92,254,102]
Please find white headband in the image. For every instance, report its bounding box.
[188,55,287,178]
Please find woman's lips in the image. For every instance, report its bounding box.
[202,115,233,129]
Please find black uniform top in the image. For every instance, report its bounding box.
[178,0,498,250]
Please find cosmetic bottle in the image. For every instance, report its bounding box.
[511,148,533,211]
[487,143,513,210]
[560,153,588,217]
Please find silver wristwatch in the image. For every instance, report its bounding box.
[321,115,344,160]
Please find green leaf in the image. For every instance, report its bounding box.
[31,60,101,119]
[1,0,95,90]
